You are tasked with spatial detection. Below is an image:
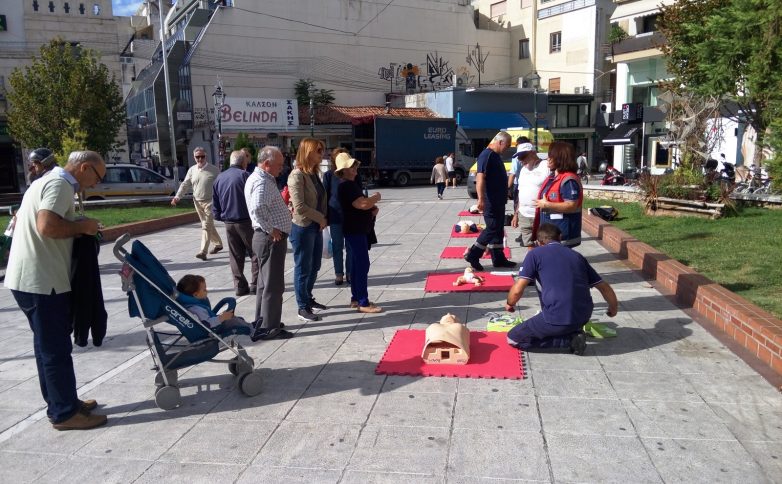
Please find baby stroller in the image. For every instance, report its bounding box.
[113,234,262,410]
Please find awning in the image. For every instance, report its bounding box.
[457,112,531,130]
[601,123,641,146]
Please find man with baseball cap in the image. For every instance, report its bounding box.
[511,143,550,248]
[28,148,57,183]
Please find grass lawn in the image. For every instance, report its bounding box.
[0,204,195,231]
[583,199,782,319]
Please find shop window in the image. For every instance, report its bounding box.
[518,39,530,59]
[550,32,562,53]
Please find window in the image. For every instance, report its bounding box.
[551,103,591,128]
[641,14,659,34]
[103,167,131,184]
[490,1,507,18]
[518,39,530,59]
[550,31,562,53]
[548,77,561,94]
[132,168,164,183]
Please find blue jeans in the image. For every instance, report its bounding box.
[329,222,351,277]
[345,234,370,306]
[436,182,445,196]
[289,222,323,310]
[12,290,79,423]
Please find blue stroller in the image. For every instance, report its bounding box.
[113,234,262,410]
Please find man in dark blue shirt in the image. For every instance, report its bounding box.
[504,223,618,355]
[213,150,259,296]
[464,131,516,270]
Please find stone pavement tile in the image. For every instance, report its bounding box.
[286,389,379,425]
[134,462,244,484]
[262,336,343,366]
[527,351,604,373]
[607,371,701,402]
[347,425,449,475]
[456,377,534,395]
[453,392,539,432]
[447,428,548,481]
[0,413,109,455]
[742,441,782,482]
[642,437,769,483]
[539,397,634,437]
[547,434,662,483]
[447,477,547,484]
[368,392,455,427]
[252,421,361,469]
[108,358,158,386]
[0,378,28,401]
[340,470,444,483]
[160,419,277,465]
[77,417,198,460]
[380,375,458,394]
[0,408,34,433]
[0,354,39,381]
[236,466,342,483]
[534,370,618,399]
[661,349,763,376]
[35,455,152,484]
[622,400,734,440]
[685,374,782,407]
[709,403,782,442]
[0,451,65,483]
[80,382,156,418]
[596,348,674,373]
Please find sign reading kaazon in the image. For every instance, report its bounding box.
[220,98,299,131]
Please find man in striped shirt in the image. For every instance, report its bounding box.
[244,146,294,340]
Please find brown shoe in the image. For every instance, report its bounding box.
[195,252,207,261]
[358,304,382,314]
[80,399,98,412]
[350,300,358,309]
[52,411,107,431]
[209,245,223,254]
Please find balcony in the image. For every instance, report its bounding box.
[611,31,666,56]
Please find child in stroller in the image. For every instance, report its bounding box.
[175,274,265,342]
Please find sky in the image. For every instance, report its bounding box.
[113,0,145,17]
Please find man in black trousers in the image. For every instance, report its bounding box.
[464,131,516,270]
[213,150,259,296]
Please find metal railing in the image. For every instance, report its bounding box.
[539,0,596,19]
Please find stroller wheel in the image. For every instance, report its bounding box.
[154,370,178,387]
[229,357,254,376]
[239,371,263,397]
[155,385,182,410]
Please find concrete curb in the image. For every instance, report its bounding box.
[582,210,782,377]
[100,211,200,243]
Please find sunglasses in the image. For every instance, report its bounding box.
[195,155,206,159]
[88,164,104,183]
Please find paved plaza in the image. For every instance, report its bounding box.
[0,186,780,483]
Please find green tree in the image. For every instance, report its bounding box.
[232,132,256,165]
[6,39,126,157]
[659,0,782,163]
[55,118,89,166]
[294,79,335,107]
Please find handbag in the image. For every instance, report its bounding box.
[322,226,333,259]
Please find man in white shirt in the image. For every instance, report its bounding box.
[512,143,550,247]
[172,147,223,260]
[444,153,456,188]
[5,151,108,430]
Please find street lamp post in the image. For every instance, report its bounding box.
[526,71,542,150]
[212,81,226,168]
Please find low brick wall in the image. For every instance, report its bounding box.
[101,211,199,243]
[583,185,643,203]
[583,211,782,377]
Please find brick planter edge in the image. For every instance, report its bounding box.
[582,210,782,377]
[101,212,200,244]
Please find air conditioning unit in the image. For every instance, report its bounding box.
[596,102,612,127]
[574,87,582,94]
[518,77,529,88]
[453,74,469,87]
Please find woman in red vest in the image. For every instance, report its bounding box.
[534,142,584,247]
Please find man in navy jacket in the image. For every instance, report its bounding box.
[213,150,259,296]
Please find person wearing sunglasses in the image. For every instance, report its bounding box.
[5,151,109,430]
[172,147,224,260]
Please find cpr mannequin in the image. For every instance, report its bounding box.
[453,267,485,287]
[422,313,470,365]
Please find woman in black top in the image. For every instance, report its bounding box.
[335,153,383,313]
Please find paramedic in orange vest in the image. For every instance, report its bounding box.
[534,141,583,247]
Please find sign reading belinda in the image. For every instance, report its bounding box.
[220,98,299,131]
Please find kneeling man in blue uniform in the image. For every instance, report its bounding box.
[504,223,618,355]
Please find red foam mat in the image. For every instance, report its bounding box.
[458,210,483,216]
[424,272,515,292]
[375,330,525,379]
[439,247,511,260]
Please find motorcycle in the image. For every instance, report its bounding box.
[601,166,626,186]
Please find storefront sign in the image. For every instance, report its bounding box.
[220,98,299,131]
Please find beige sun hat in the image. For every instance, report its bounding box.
[335,152,360,174]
